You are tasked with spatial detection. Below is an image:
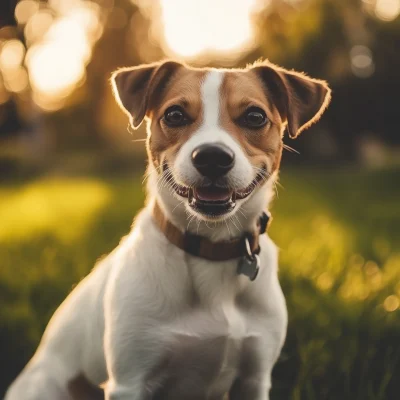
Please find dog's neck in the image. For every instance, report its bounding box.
[146,164,277,242]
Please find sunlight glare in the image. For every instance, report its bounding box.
[46,18,92,62]
[24,10,54,45]
[68,2,103,41]
[159,0,264,58]
[22,1,103,111]
[48,0,83,15]
[0,40,25,71]
[375,0,400,21]
[14,0,40,25]
[26,43,85,96]
[3,66,29,93]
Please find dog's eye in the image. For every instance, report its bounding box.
[163,106,190,127]
[239,107,268,129]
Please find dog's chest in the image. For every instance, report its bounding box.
[145,273,260,398]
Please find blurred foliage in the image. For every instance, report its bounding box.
[0,1,399,399]
[249,0,400,159]
[270,166,400,400]
[0,0,399,168]
[0,166,399,399]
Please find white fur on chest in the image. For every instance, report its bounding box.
[103,208,285,398]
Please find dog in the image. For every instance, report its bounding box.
[6,60,331,400]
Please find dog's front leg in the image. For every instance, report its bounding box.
[103,264,165,400]
[229,376,271,400]
[228,337,275,400]
[229,280,287,400]
[103,317,155,400]
[103,339,153,400]
[104,380,150,400]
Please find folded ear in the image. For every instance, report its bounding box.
[111,60,182,129]
[252,61,331,138]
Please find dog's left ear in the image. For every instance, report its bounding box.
[111,60,182,129]
[252,62,331,138]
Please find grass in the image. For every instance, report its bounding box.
[0,166,399,399]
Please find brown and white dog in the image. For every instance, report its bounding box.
[6,60,331,400]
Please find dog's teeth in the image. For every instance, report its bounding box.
[231,191,236,206]
[188,188,194,205]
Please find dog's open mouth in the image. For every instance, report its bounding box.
[171,184,236,216]
[165,165,266,217]
[189,187,236,216]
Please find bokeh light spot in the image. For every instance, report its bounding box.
[20,0,104,111]
[158,0,265,58]
[0,40,25,71]
[15,0,40,25]
[317,272,334,291]
[26,43,85,96]
[350,45,375,78]
[3,66,29,93]
[383,295,400,312]
[375,0,400,21]
[24,10,54,45]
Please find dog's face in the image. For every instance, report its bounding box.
[112,61,330,224]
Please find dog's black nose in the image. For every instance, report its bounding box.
[191,143,235,179]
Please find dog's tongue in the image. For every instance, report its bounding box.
[194,187,233,202]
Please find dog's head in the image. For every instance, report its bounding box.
[112,60,330,234]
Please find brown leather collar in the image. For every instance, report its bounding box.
[152,202,271,262]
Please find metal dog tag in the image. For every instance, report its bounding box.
[237,237,261,281]
[237,253,260,281]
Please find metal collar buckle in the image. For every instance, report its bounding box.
[237,236,260,281]
[258,211,271,234]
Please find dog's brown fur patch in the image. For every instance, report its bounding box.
[112,60,331,174]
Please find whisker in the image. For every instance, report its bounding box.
[225,220,232,236]
[233,214,243,229]
[229,216,240,232]
[237,209,248,220]
[131,138,147,143]
[142,164,163,183]
[205,221,213,230]
[172,200,184,213]
[283,143,300,154]
[187,214,196,230]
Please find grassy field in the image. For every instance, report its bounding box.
[0,166,399,399]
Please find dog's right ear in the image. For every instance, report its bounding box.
[251,61,331,138]
[111,60,182,129]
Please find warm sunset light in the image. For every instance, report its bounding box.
[27,42,86,102]
[0,40,25,71]
[2,0,398,111]
[375,0,400,21]
[1,1,400,399]
[0,40,29,94]
[158,0,266,58]
[15,0,103,110]
[14,0,40,25]
[24,9,54,45]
